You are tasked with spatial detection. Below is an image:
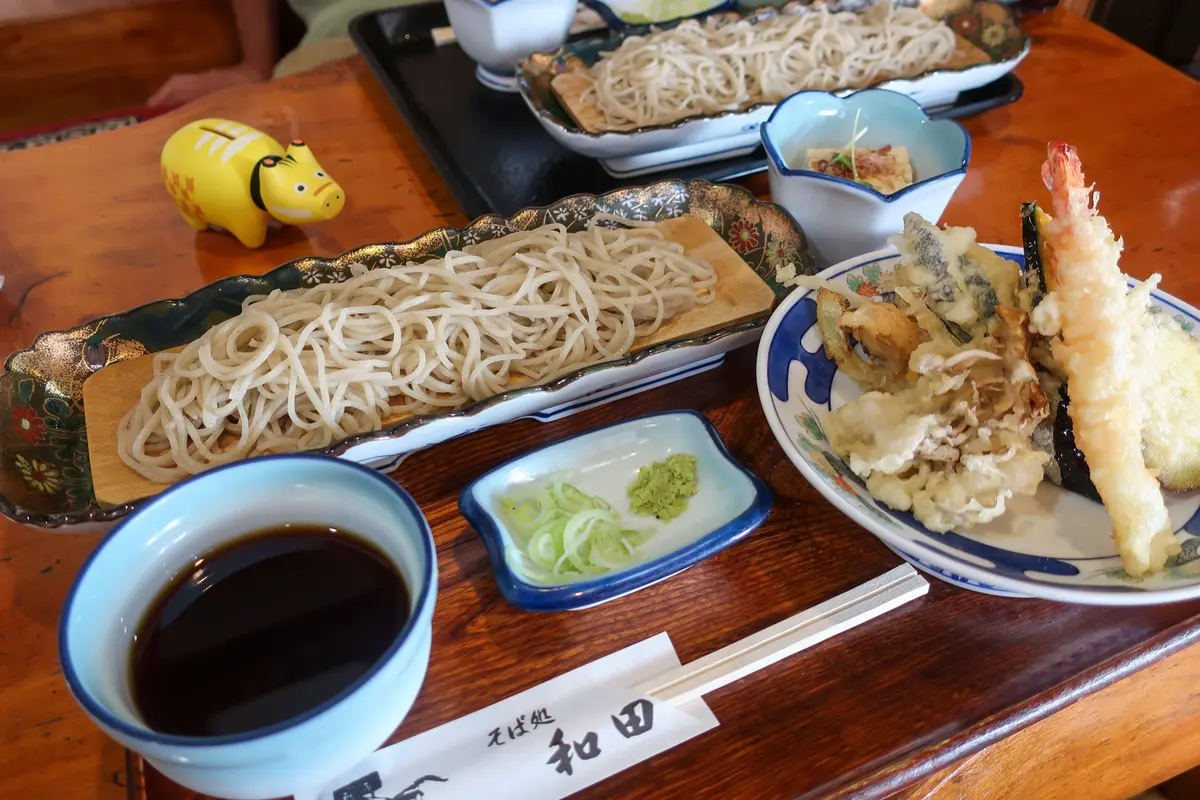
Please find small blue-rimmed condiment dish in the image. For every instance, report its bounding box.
[59,455,438,800]
[444,0,578,92]
[762,88,970,267]
[459,410,771,611]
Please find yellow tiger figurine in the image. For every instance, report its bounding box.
[160,118,345,248]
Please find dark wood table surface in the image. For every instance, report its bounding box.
[2,8,1200,800]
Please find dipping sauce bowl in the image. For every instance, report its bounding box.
[59,455,437,800]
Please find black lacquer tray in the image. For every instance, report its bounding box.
[348,2,1024,219]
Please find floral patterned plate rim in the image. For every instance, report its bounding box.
[755,245,1200,606]
[517,0,1030,139]
[0,179,814,529]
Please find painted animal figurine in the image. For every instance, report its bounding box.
[160,118,345,248]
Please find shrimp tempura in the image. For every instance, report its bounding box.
[1038,142,1179,576]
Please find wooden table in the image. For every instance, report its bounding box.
[3,9,1200,800]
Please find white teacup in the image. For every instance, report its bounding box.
[444,0,578,92]
[59,455,438,800]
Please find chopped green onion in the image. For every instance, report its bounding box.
[832,108,868,183]
[498,481,653,584]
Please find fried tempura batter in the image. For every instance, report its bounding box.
[1037,142,1178,576]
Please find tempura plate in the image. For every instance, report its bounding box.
[756,247,1200,605]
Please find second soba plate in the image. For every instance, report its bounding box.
[0,179,811,529]
[517,1,1029,172]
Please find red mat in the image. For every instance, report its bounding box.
[0,107,168,152]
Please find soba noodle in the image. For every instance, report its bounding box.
[581,2,958,129]
[117,216,718,482]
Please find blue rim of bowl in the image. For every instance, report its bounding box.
[463,0,532,6]
[756,247,1200,605]
[477,64,516,78]
[882,543,1027,598]
[458,409,772,611]
[475,64,520,91]
[761,88,971,203]
[58,453,437,747]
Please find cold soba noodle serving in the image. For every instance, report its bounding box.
[117,217,718,482]
[580,2,957,129]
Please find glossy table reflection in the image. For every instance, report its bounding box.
[2,9,1200,800]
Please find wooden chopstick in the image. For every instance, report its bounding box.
[636,564,929,707]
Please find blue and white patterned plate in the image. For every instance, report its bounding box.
[755,245,1200,605]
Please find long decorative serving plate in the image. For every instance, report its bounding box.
[518,0,1030,170]
[0,180,810,529]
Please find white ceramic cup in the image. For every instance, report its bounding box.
[444,0,578,92]
[59,455,438,800]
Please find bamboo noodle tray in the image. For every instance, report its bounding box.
[82,217,777,508]
[551,34,993,134]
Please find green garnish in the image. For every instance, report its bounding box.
[499,481,652,584]
[831,108,868,184]
[628,454,699,522]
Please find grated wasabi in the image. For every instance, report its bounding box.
[628,454,698,522]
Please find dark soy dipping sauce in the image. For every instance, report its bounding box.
[130,525,410,737]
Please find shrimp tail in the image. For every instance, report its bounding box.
[1042,142,1091,222]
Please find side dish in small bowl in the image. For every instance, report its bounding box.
[762,88,970,267]
[459,410,771,610]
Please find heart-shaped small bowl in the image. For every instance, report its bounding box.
[762,89,970,268]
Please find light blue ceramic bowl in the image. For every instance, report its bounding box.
[59,455,438,800]
[762,89,970,267]
[459,410,771,611]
